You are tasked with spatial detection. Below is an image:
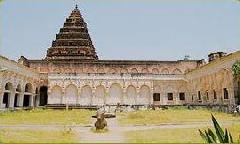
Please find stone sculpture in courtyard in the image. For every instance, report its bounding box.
[94,111,107,130]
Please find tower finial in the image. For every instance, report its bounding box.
[75,4,78,9]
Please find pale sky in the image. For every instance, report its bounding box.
[0,0,240,61]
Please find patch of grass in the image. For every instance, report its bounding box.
[0,128,78,143]
[0,109,94,125]
[118,108,240,125]
[125,124,240,143]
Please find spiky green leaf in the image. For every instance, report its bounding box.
[211,114,225,143]
[199,129,209,143]
[224,128,229,143]
[205,130,214,143]
[208,128,217,142]
[229,132,234,143]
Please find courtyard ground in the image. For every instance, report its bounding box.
[0,107,239,143]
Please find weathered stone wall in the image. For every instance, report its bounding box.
[186,51,240,106]
[0,56,41,109]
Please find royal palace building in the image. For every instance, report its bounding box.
[0,5,240,109]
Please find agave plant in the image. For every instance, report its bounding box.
[199,114,233,143]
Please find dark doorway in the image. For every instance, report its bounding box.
[223,88,229,99]
[14,94,19,107]
[23,95,30,107]
[153,93,160,101]
[39,86,48,106]
[3,93,9,108]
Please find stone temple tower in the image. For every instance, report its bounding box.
[46,5,98,60]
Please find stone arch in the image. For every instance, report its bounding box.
[2,82,14,108]
[109,68,117,74]
[80,85,92,105]
[152,68,159,74]
[125,85,137,105]
[25,83,33,93]
[131,68,138,74]
[4,82,14,91]
[84,67,95,74]
[161,68,169,74]
[141,68,149,74]
[173,68,182,74]
[120,68,128,74]
[97,68,105,74]
[49,85,62,104]
[65,84,78,104]
[139,85,150,105]
[92,85,105,105]
[107,83,122,105]
[16,84,22,92]
[23,83,33,107]
[39,86,48,106]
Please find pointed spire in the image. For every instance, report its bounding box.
[46,5,98,60]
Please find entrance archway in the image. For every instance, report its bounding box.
[39,86,48,106]
[3,82,13,108]
[24,83,33,107]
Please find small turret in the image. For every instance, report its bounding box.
[18,56,29,67]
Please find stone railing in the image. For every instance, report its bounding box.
[48,73,186,81]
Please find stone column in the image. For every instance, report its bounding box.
[136,88,140,105]
[0,89,4,109]
[228,87,235,106]
[217,89,223,104]
[91,89,95,106]
[162,93,167,105]
[9,90,16,108]
[19,92,24,107]
[104,88,109,105]
[61,91,65,104]
[35,94,40,107]
[30,95,34,107]
[175,92,179,105]
[149,88,154,105]
[77,90,81,105]
[122,88,126,105]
